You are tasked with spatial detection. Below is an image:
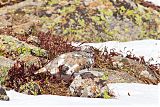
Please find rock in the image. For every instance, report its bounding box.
[74,66,143,84]
[79,45,95,53]
[84,0,96,6]
[69,70,113,98]
[107,69,144,83]
[0,86,7,95]
[0,86,9,101]
[123,58,158,84]
[139,70,158,84]
[110,0,137,9]
[16,54,42,68]
[0,35,48,58]
[0,16,12,28]
[35,10,52,17]
[0,56,15,68]
[0,0,25,6]
[45,10,53,17]
[0,56,15,85]
[12,22,33,35]
[0,0,45,16]
[74,68,104,77]
[0,0,159,43]
[36,51,94,75]
[111,55,159,84]
[19,81,41,95]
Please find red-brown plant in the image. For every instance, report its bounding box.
[37,31,80,59]
[4,61,73,95]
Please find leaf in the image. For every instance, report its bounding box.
[103,90,111,99]
[120,6,126,14]
[91,16,101,22]
[78,19,85,27]
[100,14,106,21]
[101,73,108,80]
[135,14,142,25]
[125,10,134,16]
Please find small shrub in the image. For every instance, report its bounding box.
[4,61,73,95]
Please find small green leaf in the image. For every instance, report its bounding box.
[101,73,108,80]
[103,90,111,99]
[78,19,85,27]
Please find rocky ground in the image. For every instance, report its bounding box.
[0,0,160,101]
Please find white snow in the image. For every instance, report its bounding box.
[1,40,160,107]
[145,0,160,6]
[0,83,159,107]
[73,39,160,64]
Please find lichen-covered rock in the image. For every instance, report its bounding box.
[16,54,42,68]
[0,56,15,68]
[78,45,95,53]
[0,56,15,85]
[107,69,144,83]
[111,55,159,84]
[0,0,159,42]
[0,35,48,59]
[0,16,12,28]
[78,67,144,84]
[0,86,9,101]
[74,68,104,77]
[42,0,160,41]
[69,69,113,98]
[0,0,24,6]
[36,51,94,75]
[19,81,41,95]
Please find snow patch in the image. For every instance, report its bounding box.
[73,40,160,64]
[145,0,160,6]
[0,83,159,107]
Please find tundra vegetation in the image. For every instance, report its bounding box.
[0,0,160,99]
